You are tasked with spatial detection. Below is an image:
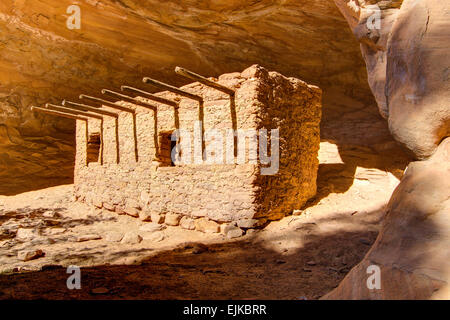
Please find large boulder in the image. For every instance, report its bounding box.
[386,0,450,159]
[335,0,449,159]
[334,0,402,119]
[323,137,450,299]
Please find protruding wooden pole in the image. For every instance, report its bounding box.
[62,100,120,164]
[101,89,157,111]
[79,94,135,113]
[46,103,103,120]
[31,106,90,166]
[79,95,138,162]
[121,85,178,108]
[142,77,203,102]
[175,66,235,96]
[45,104,104,165]
[32,106,88,121]
[62,100,118,118]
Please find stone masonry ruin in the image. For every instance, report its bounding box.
[33,65,322,235]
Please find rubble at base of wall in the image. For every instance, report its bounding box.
[75,194,255,238]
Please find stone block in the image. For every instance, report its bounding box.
[18,249,45,261]
[139,223,165,233]
[105,232,124,242]
[142,231,165,242]
[195,218,220,233]
[165,213,182,226]
[151,213,165,224]
[16,228,39,240]
[139,210,152,221]
[121,232,142,244]
[226,228,244,239]
[237,218,261,229]
[180,216,195,230]
[124,207,140,217]
[102,202,115,212]
[76,234,101,242]
[220,222,238,235]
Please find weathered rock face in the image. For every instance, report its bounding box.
[323,137,450,300]
[334,0,403,119]
[0,0,382,194]
[334,0,449,159]
[327,0,450,300]
[386,0,449,159]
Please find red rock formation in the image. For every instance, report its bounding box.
[323,137,450,299]
[328,0,449,299]
[334,0,449,159]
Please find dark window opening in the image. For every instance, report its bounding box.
[87,132,101,164]
[158,131,176,167]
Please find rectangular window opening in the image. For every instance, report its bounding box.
[157,131,176,167]
[87,132,101,164]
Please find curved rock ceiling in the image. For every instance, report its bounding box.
[0,0,390,194]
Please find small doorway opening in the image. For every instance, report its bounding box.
[158,131,176,166]
[87,132,101,164]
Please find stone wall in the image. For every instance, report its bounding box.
[253,67,322,220]
[74,65,322,232]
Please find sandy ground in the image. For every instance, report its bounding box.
[0,141,410,299]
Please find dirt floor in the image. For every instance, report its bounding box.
[0,141,411,300]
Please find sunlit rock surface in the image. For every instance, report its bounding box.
[334,0,449,159]
[323,137,450,300]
